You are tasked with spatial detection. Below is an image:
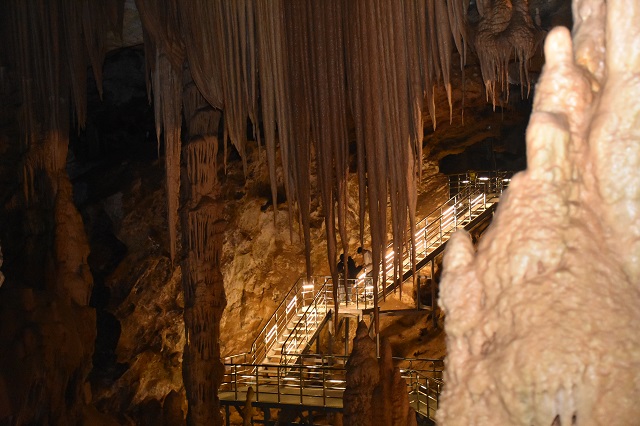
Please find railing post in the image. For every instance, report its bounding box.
[277,366,281,403]
[233,364,238,400]
[299,366,303,403]
[424,377,431,418]
[454,202,457,229]
[255,364,259,402]
[414,371,419,412]
[322,367,326,406]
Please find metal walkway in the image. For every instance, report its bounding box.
[221,172,511,424]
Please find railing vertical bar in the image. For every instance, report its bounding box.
[277,365,281,403]
[233,365,238,400]
[299,366,303,404]
[322,367,326,407]
[426,377,430,418]
[255,364,259,402]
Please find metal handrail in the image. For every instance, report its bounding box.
[220,359,444,419]
[247,180,501,366]
[221,172,517,421]
[280,277,333,365]
[220,361,347,407]
[372,185,493,299]
[229,276,316,365]
[447,170,513,198]
[274,184,503,363]
[403,369,444,419]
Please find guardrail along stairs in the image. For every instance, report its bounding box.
[220,171,511,424]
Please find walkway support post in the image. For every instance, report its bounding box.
[344,317,350,355]
[431,260,437,329]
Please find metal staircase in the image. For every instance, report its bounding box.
[221,171,511,423]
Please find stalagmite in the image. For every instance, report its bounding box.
[181,133,227,426]
[438,6,640,423]
[345,323,418,426]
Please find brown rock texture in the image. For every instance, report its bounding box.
[438,3,640,424]
[344,321,417,426]
[0,289,95,425]
[53,175,93,305]
[180,135,227,425]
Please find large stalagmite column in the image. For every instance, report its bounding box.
[438,0,640,423]
[181,135,226,425]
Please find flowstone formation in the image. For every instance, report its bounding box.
[438,2,640,424]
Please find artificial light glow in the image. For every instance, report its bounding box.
[479,177,489,181]
[266,325,277,342]
[286,296,297,314]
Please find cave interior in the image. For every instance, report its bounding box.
[7,0,637,425]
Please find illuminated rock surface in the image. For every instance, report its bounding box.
[438,7,640,425]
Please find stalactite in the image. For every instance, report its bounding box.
[136,0,184,263]
[153,50,182,264]
[82,0,110,100]
[343,0,425,309]
[475,0,536,108]
[178,0,224,109]
[283,0,313,276]
[255,0,281,223]
[435,0,453,123]
[135,0,185,70]
[183,71,221,152]
[305,0,352,318]
[213,0,260,175]
[61,0,88,131]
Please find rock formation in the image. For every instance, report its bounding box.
[438,2,640,424]
[180,134,227,425]
[344,322,380,426]
[344,321,417,426]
